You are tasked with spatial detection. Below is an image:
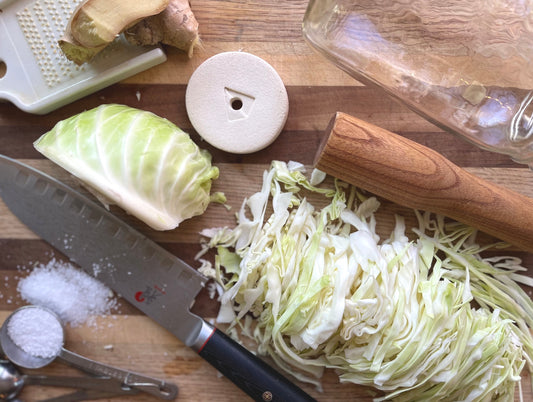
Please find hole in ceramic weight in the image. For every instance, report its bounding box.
[0,61,6,79]
[231,97,243,110]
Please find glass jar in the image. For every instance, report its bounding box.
[303,0,533,168]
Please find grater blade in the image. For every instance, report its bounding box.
[0,0,166,114]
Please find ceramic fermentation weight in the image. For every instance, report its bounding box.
[185,51,289,154]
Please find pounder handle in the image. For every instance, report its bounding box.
[314,112,533,253]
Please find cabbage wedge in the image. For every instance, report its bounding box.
[34,104,219,230]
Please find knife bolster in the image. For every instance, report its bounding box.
[191,320,216,352]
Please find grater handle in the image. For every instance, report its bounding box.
[0,19,35,108]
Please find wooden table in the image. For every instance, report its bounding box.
[1,1,533,401]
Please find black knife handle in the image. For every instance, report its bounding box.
[197,326,316,402]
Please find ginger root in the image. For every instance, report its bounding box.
[68,0,170,48]
[59,0,199,65]
[125,0,200,58]
[58,31,107,66]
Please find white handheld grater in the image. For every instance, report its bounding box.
[0,0,167,114]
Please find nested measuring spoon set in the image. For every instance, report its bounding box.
[0,305,178,401]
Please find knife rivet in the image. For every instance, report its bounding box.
[262,391,273,401]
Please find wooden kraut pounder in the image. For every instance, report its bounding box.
[314,112,533,253]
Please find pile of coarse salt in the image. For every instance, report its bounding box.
[17,258,118,327]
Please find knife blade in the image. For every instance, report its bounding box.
[0,155,316,402]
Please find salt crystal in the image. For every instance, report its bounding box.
[8,308,63,358]
[92,263,102,277]
[17,259,118,327]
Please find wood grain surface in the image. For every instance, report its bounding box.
[1,1,533,401]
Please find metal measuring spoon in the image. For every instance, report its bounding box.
[0,358,140,400]
[0,306,178,400]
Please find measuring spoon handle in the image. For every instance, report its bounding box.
[40,389,140,402]
[24,374,137,393]
[57,348,178,400]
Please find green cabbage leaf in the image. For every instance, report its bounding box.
[34,104,220,230]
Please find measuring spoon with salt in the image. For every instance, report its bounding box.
[0,305,178,400]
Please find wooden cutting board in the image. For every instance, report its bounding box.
[1,1,533,401]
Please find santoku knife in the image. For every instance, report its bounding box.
[0,154,316,402]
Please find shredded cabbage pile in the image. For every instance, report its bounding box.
[199,161,533,401]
